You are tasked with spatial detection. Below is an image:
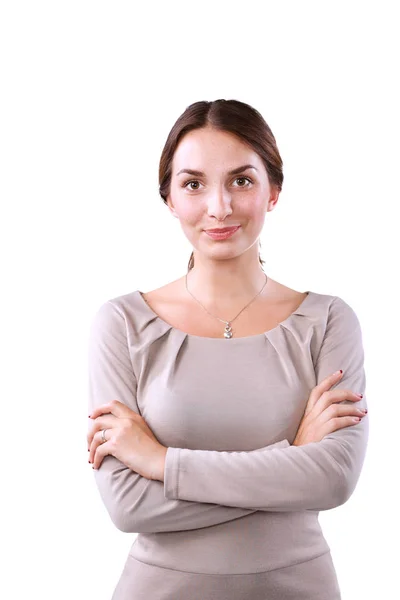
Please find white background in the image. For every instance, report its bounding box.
[1,1,398,599]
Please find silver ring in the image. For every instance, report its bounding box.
[101,429,107,443]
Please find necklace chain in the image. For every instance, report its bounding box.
[185,271,268,338]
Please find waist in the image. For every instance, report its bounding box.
[129,510,330,575]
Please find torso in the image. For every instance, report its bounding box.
[140,276,309,339]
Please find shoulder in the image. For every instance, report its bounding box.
[324,293,363,334]
[90,293,135,329]
[90,285,175,352]
[302,291,364,349]
[88,291,145,349]
[272,281,363,340]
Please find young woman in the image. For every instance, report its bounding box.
[87,99,368,599]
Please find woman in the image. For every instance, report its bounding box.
[87,99,369,599]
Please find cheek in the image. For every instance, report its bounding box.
[240,197,267,223]
[176,203,203,226]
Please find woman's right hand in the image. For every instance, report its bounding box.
[292,370,367,446]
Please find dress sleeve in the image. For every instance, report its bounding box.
[88,300,282,533]
[164,296,369,512]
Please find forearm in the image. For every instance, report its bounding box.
[93,454,259,533]
[163,416,368,512]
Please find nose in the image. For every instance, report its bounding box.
[206,187,233,220]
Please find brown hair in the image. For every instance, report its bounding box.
[158,99,284,271]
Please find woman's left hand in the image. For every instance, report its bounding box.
[87,400,168,481]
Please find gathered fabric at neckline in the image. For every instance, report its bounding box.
[133,289,315,343]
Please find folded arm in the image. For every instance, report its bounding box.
[164,296,369,512]
[88,300,270,533]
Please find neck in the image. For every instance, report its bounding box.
[185,253,268,310]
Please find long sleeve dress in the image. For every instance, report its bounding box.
[87,288,369,600]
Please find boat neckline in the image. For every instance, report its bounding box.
[134,289,314,342]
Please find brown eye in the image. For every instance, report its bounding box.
[235,177,253,187]
[183,180,201,190]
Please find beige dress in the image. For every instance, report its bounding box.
[87,288,369,599]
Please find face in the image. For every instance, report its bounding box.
[166,126,280,263]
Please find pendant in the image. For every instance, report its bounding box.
[224,322,233,339]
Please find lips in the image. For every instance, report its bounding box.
[205,226,240,233]
[204,226,241,240]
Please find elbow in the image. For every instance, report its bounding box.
[312,465,351,511]
[107,505,140,533]
[93,460,146,533]
[337,473,359,507]
[325,468,359,510]
[106,495,153,533]
[316,437,367,510]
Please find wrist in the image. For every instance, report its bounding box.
[153,446,168,482]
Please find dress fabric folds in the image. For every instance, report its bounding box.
[87,288,369,599]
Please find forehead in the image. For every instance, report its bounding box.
[172,127,263,172]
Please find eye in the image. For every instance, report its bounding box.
[181,176,253,191]
[234,176,253,187]
[182,180,201,191]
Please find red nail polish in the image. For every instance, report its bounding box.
[339,370,343,374]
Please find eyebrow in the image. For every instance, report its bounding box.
[176,164,258,177]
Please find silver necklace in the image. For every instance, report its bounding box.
[185,271,268,338]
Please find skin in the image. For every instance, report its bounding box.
[87,402,167,481]
[166,125,280,305]
[87,125,281,480]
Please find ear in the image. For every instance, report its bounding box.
[166,195,179,218]
[266,187,280,212]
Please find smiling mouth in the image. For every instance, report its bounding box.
[203,226,241,239]
[204,226,241,233]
